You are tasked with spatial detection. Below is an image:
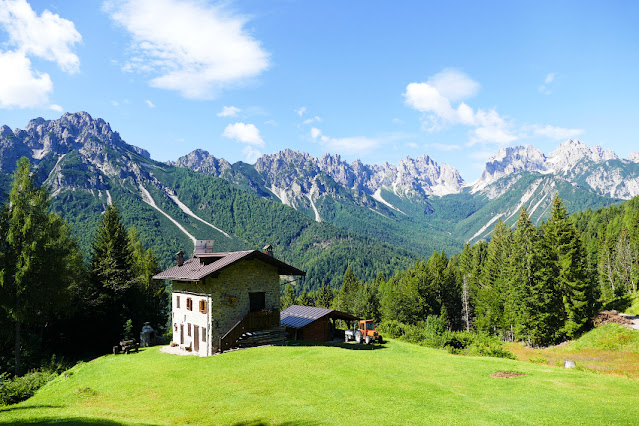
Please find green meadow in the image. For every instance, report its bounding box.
[1,339,638,425]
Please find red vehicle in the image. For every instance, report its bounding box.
[344,320,383,344]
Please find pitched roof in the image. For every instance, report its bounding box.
[280,305,359,329]
[153,250,306,281]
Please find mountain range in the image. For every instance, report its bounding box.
[1,112,635,289]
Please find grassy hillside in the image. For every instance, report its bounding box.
[2,340,638,425]
[508,324,639,379]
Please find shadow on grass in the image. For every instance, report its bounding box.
[0,405,63,413]
[287,340,387,351]
[1,418,126,425]
[233,420,319,426]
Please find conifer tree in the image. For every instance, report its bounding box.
[87,204,136,349]
[297,290,311,306]
[507,208,555,345]
[476,220,512,335]
[281,283,296,309]
[315,282,333,308]
[0,157,83,374]
[335,267,359,314]
[543,196,592,339]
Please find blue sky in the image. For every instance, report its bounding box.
[1,0,637,182]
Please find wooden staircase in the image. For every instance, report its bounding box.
[219,309,283,353]
[237,326,288,348]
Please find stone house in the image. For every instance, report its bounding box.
[153,241,305,356]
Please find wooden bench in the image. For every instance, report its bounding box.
[113,340,139,354]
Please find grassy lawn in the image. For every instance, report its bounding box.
[508,324,639,379]
[1,339,639,425]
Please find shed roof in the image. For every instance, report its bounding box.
[280,305,359,329]
[153,250,305,282]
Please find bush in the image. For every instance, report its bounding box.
[0,370,58,406]
[380,317,515,359]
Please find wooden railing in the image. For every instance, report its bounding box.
[219,309,280,353]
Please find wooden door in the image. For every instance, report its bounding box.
[249,292,266,312]
[180,324,184,344]
[194,325,199,352]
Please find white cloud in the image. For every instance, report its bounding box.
[145,99,155,108]
[303,116,321,125]
[49,103,63,112]
[533,124,583,140]
[0,50,53,108]
[111,100,119,107]
[427,69,480,102]
[217,106,241,117]
[405,69,519,146]
[222,122,264,146]
[295,106,307,116]
[242,146,261,163]
[0,0,81,109]
[539,72,556,95]
[105,0,269,99]
[0,0,82,73]
[310,127,381,153]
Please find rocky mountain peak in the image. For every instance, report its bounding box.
[547,139,618,172]
[627,152,639,163]
[473,145,546,191]
[171,149,231,177]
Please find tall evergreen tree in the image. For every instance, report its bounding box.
[315,282,334,308]
[0,157,83,374]
[87,204,136,349]
[281,283,296,309]
[476,220,512,335]
[543,196,592,339]
[128,227,167,333]
[507,208,556,345]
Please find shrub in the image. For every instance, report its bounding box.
[380,317,515,359]
[0,370,58,406]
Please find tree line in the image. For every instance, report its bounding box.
[284,195,638,347]
[0,158,167,376]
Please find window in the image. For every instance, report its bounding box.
[188,323,191,336]
[174,323,177,331]
[202,328,206,342]
[176,296,180,308]
[186,298,193,311]
[199,300,207,314]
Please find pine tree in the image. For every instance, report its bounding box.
[0,157,83,374]
[281,283,296,309]
[507,208,556,345]
[128,227,167,334]
[335,267,359,314]
[297,290,311,306]
[315,282,333,308]
[543,196,592,339]
[87,204,136,350]
[476,220,512,336]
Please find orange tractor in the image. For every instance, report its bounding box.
[344,320,383,344]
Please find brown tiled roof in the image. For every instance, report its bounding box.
[153,250,306,281]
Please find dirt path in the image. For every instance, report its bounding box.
[619,314,639,330]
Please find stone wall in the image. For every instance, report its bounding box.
[172,258,280,354]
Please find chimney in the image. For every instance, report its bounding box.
[176,250,185,266]
[263,244,274,257]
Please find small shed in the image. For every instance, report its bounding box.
[280,305,359,341]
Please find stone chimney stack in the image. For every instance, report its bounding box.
[263,244,274,257]
[176,250,185,266]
